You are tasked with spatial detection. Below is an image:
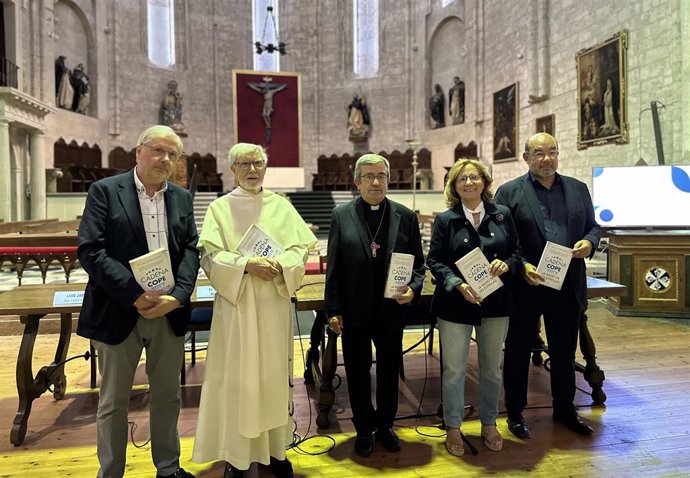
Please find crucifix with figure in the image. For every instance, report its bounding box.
[247,76,287,144]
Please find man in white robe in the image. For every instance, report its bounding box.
[192,143,316,478]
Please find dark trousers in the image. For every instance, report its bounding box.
[341,315,404,434]
[503,283,582,417]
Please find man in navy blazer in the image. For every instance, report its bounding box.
[495,132,600,438]
[78,125,199,478]
[324,154,425,457]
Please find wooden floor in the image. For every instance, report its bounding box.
[1,302,689,477]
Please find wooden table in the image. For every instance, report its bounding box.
[0,283,82,445]
[294,274,627,429]
[0,232,78,247]
[0,282,214,446]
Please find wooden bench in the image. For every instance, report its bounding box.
[19,219,81,235]
[0,219,59,235]
[0,246,79,285]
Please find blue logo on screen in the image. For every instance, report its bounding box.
[592,165,690,227]
[672,166,690,192]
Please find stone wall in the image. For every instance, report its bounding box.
[20,0,689,194]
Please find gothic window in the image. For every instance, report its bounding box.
[253,0,280,72]
[353,0,379,77]
[147,0,176,68]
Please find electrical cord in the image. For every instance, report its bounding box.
[44,350,94,393]
[128,420,151,448]
[289,303,338,455]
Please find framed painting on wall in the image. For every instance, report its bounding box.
[232,69,301,167]
[536,114,555,136]
[493,82,518,162]
[576,30,628,149]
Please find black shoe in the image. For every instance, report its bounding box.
[268,457,294,478]
[354,431,375,457]
[157,468,195,478]
[224,463,244,478]
[553,410,594,435]
[507,415,531,439]
[376,427,401,452]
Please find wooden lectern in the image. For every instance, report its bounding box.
[607,229,690,318]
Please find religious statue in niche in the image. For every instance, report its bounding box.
[160,80,186,135]
[55,56,91,114]
[429,84,445,129]
[448,76,465,125]
[55,56,74,110]
[70,63,90,114]
[347,94,370,140]
[248,76,288,144]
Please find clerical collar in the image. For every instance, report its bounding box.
[367,201,385,211]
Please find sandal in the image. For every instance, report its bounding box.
[445,428,465,457]
[481,424,503,452]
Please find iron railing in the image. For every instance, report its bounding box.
[0,56,19,88]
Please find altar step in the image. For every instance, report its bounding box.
[192,191,221,232]
[287,191,356,238]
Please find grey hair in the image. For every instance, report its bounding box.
[354,153,390,179]
[137,125,183,153]
[228,143,268,166]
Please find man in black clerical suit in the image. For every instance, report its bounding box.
[495,132,601,439]
[324,154,426,457]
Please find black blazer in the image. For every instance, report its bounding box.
[427,202,520,326]
[77,170,200,345]
[324,197,426,327]
[495,172,600,309]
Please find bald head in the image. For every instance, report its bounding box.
[523,132,559,186]
[524,132,558,153]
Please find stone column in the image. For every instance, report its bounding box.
[30,131,47,218]
[0,119,11,221]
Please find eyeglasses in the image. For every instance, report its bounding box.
[360,173,389,184]
[235,160,266,170]
[142,144,181,162]
[457,174,482,183]
[529,150,559,160]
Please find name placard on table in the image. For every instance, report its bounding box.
[53,291,85,306]
[196,285,216,300]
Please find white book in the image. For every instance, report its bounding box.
[129,246,175,294]
[236,224,285,258]
[536,241,573,290]
[384,253,415,299]
[455,247,503,300]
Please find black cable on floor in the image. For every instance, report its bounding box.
[45,350,93,393]
[289,304,337,455]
